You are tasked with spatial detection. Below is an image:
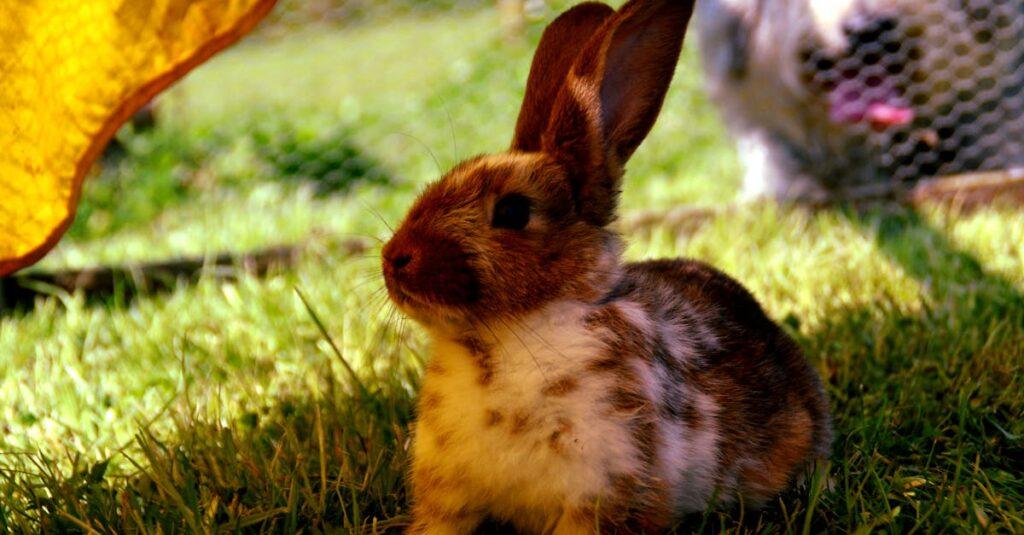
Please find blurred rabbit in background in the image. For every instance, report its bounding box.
[696,0,1024,201]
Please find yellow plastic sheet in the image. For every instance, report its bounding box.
[0,0,277,276]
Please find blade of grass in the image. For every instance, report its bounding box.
[295,286,371,400]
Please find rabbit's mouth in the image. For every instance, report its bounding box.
[385,284,417,309]
[383,278,437,320]
[384,279,482,334]
[384,273,465,312]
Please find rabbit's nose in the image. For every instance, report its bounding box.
[383,242,414,271]
[382,234,416,274]
[390,253,412,270]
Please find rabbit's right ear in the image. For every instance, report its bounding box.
[544,0,694,226]
[511,2,615,152]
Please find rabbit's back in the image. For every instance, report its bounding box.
[616,259,833,503]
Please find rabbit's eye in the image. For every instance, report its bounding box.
[492,193,531,230]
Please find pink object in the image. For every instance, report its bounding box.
[866,102,914,128]
[827,78,914,130]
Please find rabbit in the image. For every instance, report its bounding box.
[380,0,833,532]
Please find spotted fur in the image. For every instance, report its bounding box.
[382,1,831,532]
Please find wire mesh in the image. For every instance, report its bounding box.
[809,0,1024,181]
[699,0,1024,199]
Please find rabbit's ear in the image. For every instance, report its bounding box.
[511,2,615,152]
[545,0,694,226]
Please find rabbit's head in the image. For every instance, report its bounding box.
[382,0,694,333]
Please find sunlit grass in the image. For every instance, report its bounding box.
[1,3,1022,533]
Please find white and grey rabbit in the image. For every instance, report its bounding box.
[381,1,832,532]
[696,0,1024,200]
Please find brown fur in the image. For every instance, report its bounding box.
[620,259,833,500]
[509,410,532,435]
[457,336,495,386]
[383,153,613,332]
[739,408,815,500]
[541,375,580,397]
[425,361,446,376]
[548,417,575,455]
[484,409,504,427]
[419,389,443,412]
[433,430,453,449]
[512,2,615,152]
[581,304,677,529]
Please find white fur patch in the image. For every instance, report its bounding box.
[413,298,725,526]
[666,391,722,512]
[419,301,638,518]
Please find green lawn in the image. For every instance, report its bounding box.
[1,4,1022,533]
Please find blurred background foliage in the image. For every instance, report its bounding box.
[261,0,494,31]
[56,0,734,266]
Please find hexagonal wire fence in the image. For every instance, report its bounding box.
[800,0,1024,189]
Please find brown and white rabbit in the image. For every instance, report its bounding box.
[381,0,832,532]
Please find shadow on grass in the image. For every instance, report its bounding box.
[0,246,308,316]
[771,205,1021,533]
[0,235,375,317]
[850,205,1024,307]
[811,205,1024,532]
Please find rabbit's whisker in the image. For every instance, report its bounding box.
[493,315,549,383]
[444,106,460,164]
[395,131,444,176]
[359,200,396,234]
[507,314,573,364]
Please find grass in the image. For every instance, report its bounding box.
[1,3,1022,533]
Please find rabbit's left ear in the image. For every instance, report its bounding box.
[544,0,695,226]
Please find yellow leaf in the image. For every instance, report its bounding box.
[0,0,277,276]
